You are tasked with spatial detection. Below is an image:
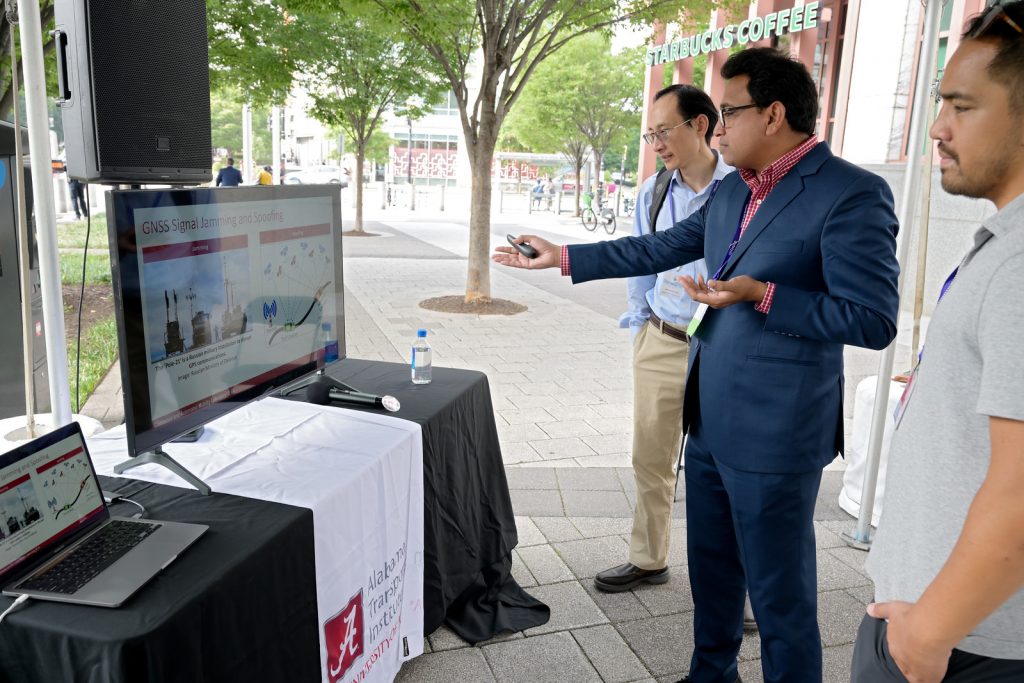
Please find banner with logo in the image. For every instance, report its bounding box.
[88,397,425,683]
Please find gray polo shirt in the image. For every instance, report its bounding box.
[866,192,1024,660]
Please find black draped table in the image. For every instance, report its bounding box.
[0,481,320,683]
[0,358,547,683]
[318,359,549,642]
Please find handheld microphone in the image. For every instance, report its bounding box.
[306,380,401,412]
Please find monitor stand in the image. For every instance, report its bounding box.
[275,369,352,398]
[172,426,204,443]
[113,448,212,496]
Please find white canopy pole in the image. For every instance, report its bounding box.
[7,5,37,439]
[272,105,281,184]
[242,102,253,184]
[846,0,944,547]
[18,0,72,427]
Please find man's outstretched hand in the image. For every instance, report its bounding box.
[678,274,767,309]
[492,235,560,269]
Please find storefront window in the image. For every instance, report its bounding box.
[814,0,848,143]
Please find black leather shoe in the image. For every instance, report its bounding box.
[675,676,742,683]
[593,562,669,592]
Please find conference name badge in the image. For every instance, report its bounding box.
[686,303,709,338]
[892,365,918,428]
[659,278,685,299]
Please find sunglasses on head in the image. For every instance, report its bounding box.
[967,2,1024,39]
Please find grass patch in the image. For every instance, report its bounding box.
[67,315,119,413]
[57,213,108,249]
[60,250,111,285]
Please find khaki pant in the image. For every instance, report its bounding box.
[629,319,689,570]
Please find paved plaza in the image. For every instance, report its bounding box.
[82,189,917,682]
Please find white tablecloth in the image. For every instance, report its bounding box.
[839,376,901,527]
[87,397,424,683]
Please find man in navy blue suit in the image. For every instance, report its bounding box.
[495,48,900,683]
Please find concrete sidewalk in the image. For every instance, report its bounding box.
[82,207,910,682]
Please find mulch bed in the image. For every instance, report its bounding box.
[419,296,526,315]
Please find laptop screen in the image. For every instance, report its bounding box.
[0,424,107,581]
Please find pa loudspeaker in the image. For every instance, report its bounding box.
[54,0,212,184]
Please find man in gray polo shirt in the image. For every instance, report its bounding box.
[854,3,1024,681]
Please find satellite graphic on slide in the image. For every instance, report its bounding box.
[39,453,96,520]
[261,238,333,345]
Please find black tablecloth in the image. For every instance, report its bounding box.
[0,479,320,683]
[321,359,549,643]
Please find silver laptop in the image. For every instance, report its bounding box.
[0,421,206,607]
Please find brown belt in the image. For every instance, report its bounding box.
[648,312,691,343]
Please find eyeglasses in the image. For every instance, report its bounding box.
[718,103,759,128]
[642,119,692,145]
[967,2,1024,39]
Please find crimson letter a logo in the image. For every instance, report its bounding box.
[325,590,364,682]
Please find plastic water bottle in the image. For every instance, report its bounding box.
[322,322,339,364]
[411,329,432,384]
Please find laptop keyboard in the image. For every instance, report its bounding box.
[18,520,159,595]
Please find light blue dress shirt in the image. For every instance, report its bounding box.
[618,152,734,340]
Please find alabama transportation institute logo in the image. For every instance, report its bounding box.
[325,590,364,682]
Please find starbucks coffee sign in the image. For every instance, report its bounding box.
[646,1,821,66]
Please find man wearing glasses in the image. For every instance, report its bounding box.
[495,47,900,683]
[854,3,1024,681]
[595,85,733,596]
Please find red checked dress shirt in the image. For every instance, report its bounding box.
[561,135,820,314]
[739,135,820,312]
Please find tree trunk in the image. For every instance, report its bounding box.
[465,133,498,303]
[353,150,365,233]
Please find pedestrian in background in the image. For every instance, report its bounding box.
[216,157,243,187]
[68,177,88,219]
[256,165,273,186]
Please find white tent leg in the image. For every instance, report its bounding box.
[18,0,71,427]
[845,0,944,549]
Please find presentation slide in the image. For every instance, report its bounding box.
[131,197,338,426]
[0,436,104,576]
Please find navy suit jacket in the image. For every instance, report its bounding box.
[569,143,900,473]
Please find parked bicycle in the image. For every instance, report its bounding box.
[581,192,616,235]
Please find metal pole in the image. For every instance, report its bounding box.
[846,0,943,548]
[440,182,445,212]
[911,143,937,365]
[271,105,282,184]
[242,103,253,184]
[18,0,71,427]
[407,116,414,210]
[618,144,626,215]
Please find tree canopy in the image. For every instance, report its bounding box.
[210,84,274,165]
[302,0,733,302]
[207,0,300,105]
[503,34,644,213]
[0,2,56,124]
[296,6,446,230]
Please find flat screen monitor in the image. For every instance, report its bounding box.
[106,184,345,458]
